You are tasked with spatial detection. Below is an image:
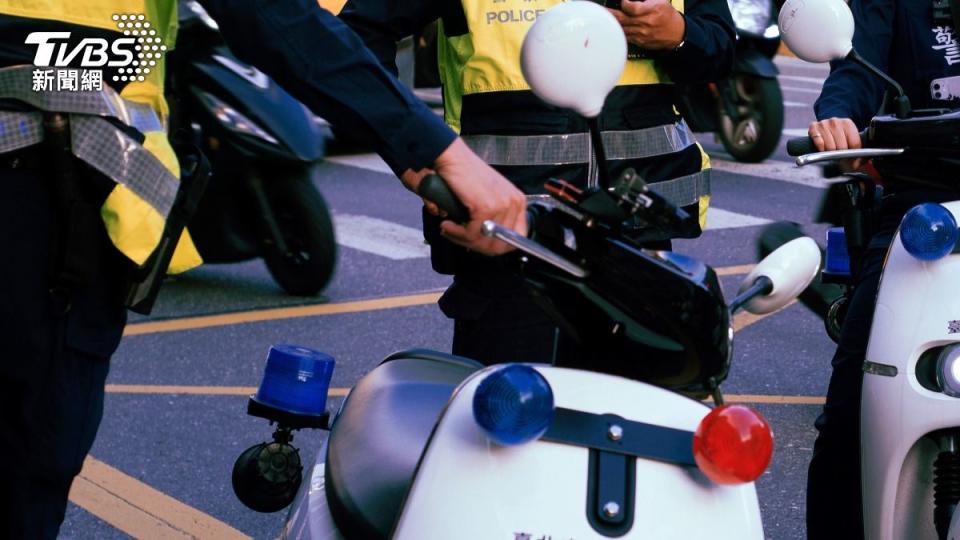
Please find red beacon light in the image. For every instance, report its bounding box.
[693,404,774,485]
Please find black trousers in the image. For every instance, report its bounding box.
[0,165,126,539]
[806,245,886,540]
[439,266,559,365]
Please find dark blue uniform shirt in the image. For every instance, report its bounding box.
[198,0,456,175]
[816,0,960,127]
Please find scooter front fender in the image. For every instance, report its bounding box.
[283,438,345,540]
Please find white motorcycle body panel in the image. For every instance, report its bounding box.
[861,200,960,540]
[393,366,764,540]
[282,439,344,540]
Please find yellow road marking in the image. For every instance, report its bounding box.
[103,385,825,405]
[69,456,250,539]
[107,294,796,404]
[124,264,754,338]
[732,299,797,332]
[715,264,754,276]
[105,384,350,397]
[105,384,258,395]
[123,291,443,337]
[726,394,826,405]
[87,268,800,539]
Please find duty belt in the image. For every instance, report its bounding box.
[462,121,709,207]
[0,65,178,217]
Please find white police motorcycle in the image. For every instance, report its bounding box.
[230,3,821,538]
[782,1,960,537]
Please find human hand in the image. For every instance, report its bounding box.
[608,0,685,50]
[428,138,527,255]
[808,117,865,172]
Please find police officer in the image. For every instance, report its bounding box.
[340,0,735,365]
[0,0,524,537]
[805,1,960,538]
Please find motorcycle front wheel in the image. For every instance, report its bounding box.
[718,75,784,163]
[259,167,337,296]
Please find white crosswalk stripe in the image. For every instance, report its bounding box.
[781,85,823,95]
[327,154,394,174]
[706,208,771,229]
[710,157,830,189]
[333,214,429,260]
[329,151,829,190]
[333,207,772,259]
[324,151,815,259]
[783,128,812,137]
[774,55,830,72]
[778,74,828,84]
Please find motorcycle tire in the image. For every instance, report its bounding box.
[718,75,785,163]
[260,168,337,296]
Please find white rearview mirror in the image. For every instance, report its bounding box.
[778,0,854,63]
[520,1,626,118]
[738,237,821,315]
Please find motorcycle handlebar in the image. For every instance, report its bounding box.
[786,137,817,157]
[418,174,540,231]
[786,129,872,157]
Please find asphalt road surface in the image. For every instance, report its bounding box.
[59,55,837,539]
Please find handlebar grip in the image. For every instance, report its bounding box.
[418,174,469,223]
[786,137,817,156]
[418,174,541,239]
[787,128,872,157]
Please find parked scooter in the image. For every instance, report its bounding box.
[782,1,960,537]
[229,4,822,538]
[166,1,337,296]
[677,0,784,163]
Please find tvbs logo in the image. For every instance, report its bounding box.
[27,13,167,91]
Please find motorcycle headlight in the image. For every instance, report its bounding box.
[727,0,773,36]
[195,90,279,146]
[937,345,960,398]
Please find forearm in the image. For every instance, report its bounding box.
[813,0,892,127]
[198,0,454,174]
[814,62,885,128]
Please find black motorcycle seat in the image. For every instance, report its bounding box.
[324,349,482,539]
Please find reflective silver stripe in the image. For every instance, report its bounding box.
[649,169,711,208]
[0,66,162,133]
[0,111,43,153]
[0,66,178,217]
[604,122,697,161]
[462,122,697,166]
[71,116,177,216]
[463,121,708,206]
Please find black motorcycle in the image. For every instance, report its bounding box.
[166,1,336,296]
[678,0,784,163]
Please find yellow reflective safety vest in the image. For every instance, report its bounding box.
[0,0,202,273]
[438,0,711,233]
